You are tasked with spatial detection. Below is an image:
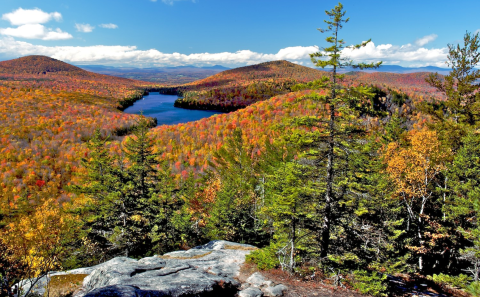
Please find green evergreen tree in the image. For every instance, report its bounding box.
[148,162,190,255]
[293,2,381,258]
[69,128,124,259]
[449,131,480,280]
[420,31,480,275]
[261,159,316,272]
[424,31,480,150]
[116,117,161,256]
[72,118,188,259]
[207,128,268,245]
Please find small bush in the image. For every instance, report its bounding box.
[466,281,480,296]
[245,246,279,270]
[352,270,388,297]
[428,273,471,289]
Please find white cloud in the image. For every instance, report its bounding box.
[99,23,118,29]
[43,29,72,40]
[272,46,319,60]
[0,37,449,68]
[75,23,94,33]
[415,34,438,47]
[2,8,62,26]
[0,8,71,40]
[0,24,72,40]
[342,41,448,67]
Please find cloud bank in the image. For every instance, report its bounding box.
[0,36,450,68]
[342,41,448,67]
[0,8,449,68]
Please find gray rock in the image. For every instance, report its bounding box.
[246,272,269,288]
[192,240,256,251]
[238,287,263,297]
[17,241,261,297]
[263,284,288,297]
[74,241,255,297]
[16,270,90,297]
[84,285,141,297]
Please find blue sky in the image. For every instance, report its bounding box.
[0,0,478,68]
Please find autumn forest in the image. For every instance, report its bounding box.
[1,4,480,297]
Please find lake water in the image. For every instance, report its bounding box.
[123,92,223,126]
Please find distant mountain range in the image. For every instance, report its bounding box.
[78,63,454,84]
[77,64,230,84]
[79,64,230,72]
[79,64,451,74]
[337,64,451,75]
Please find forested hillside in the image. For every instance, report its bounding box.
[160,60,326,111]
[0,55,163,295]
[157,59,447,115]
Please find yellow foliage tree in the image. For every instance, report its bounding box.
[1,198,78,296]
[384,127,451,272]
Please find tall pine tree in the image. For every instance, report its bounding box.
[293,2,381,258]
[423,31,480,150]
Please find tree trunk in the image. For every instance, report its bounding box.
[321,113,334,258]
[474,259,479,282]
[418,197,427,272]
[321,57,337,258]
[290,206,297,272]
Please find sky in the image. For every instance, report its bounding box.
[0,0,478,68]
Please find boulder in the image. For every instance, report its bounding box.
[75,240,254,297]
[246,272,271,288]
[263,284,288,297]
[238,287,264,297]
[17,241,288,297]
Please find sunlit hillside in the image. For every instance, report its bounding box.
[161,60,327,111]
[0,55,158,228]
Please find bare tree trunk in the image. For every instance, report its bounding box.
[290,208,297,272]
[417,197,427,272]
[474,259,479,282]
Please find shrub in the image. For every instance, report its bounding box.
[245,246,279,270]
[467,281,480,296]
[352,270,388,297]
[428,273,471,289]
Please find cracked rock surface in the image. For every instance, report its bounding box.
[74,240,255,297]
[19,241,288,297]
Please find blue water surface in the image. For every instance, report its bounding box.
[123,92,223,126]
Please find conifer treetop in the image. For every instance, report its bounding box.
[310,2,381,71]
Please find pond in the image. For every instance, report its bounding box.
[123,92,223,126]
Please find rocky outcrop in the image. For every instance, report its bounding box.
[19,240,287,297]
[238,272,287,297]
